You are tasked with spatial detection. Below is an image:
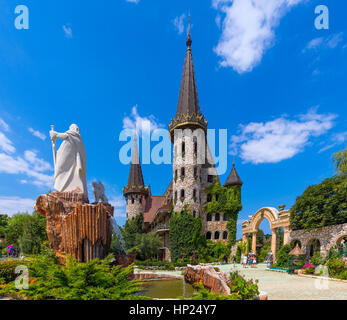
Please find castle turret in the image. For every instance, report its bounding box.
[169,21,208,216]
[123,133,148,220]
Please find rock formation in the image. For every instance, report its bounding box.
[185,265,231,295]
[35,188,113,263]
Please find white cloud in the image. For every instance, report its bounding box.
[173,14,186,35]
[0,151,53,187]
[212,0,304,73]
[230,108,337,164]
[28,127,46,141]
[62,25,73,39]
[0,118,9,132]
[126,0,140,3]
[123,105,163,136]
[303,33,344,52]
[0,196,35,216]
[318,131,347,153]
[0,132,15,154]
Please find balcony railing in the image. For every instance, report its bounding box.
[153,223,169,233]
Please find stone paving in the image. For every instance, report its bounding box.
[218,263,347,300]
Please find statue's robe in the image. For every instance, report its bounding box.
[54,129,87,194]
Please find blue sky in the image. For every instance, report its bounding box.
[0,0,346,238]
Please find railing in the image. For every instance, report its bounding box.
[153,223,169,233]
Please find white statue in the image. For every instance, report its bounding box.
[50,124,87,194]
[92,181,108,204]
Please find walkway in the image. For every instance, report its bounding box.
[218,263,347,300]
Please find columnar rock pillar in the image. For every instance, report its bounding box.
[271,228,277,262]
[252,232,257,253]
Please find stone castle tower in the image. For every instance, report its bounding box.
[169,24,219,218]
[123,133,149,220]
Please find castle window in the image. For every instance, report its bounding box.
[182,141,185,157]
[223,213,228,221]
[223,231,228,240]
[174,191,177,203]
[207,194,212,203]
[181,167,185,179]
[193,210,196,218]
[215,213,220,221]
[180,189,185,200]
[194,167,198,179]
[206,213,212,221]
[193,189,197,202]
[131,198,134,204]
[175,170,178,181]
[214,231,220,240]
[207,175,214,183]
[139,197,142,204]
[206,232,212,240]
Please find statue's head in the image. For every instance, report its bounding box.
[69,124,80,134]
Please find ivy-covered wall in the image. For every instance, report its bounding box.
[205,181,242,247]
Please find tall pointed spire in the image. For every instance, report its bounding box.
[169,17,207,138]
[126,130,145,188]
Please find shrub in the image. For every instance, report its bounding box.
[276,244,292,268]
[0,260,28,284]
[0,254,146,300]
[326,258,347,278]
[335,270,347,280]
[310,251,324,266]
[227,271,259,300]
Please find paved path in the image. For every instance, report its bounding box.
[218,263,347,300]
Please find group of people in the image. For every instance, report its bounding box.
[240,252,257,268]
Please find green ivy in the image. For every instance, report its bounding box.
[204,181,242,247]
[169,207,203,263]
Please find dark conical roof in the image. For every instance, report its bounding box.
[176,28,200,117]
[126,133,145,188]
[224,160,243,187]
[169,22,207,137]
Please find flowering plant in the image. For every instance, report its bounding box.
[303,264,316,269]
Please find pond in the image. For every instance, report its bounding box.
[137,279,196,299]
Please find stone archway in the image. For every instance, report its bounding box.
[242,207,291,262]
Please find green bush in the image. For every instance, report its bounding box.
[128,232,162,261]
[0,260,28,284]
[0,254,146,300]
[276,244,292,268]
[310,251,324,266]
[228,271,259,300]
[326,257,347,278]
[335,270,347,280]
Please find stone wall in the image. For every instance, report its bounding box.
[288,223,347,258]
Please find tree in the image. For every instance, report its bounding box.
[276,244,292,268]
[333,145,347,175]
[290,174,347,230]
[4,212,47,254]
[129,232,162,260]
[122,214,144,250]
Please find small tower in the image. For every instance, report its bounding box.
[169,18,208,215]
[123,132,148,220]
[224,160,243,202]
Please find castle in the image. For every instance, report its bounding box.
[123,27,243,261]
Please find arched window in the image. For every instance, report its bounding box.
[206,213,212,221]
[180,189,185,200]
[175,170,178,181]
[193,210,196,218]
[193,189,197,202]
[214,231,220,240]
[223,213,228,221]
[206,232,212,240]
[207,194,212,203]
[182,141,185,156]
[193,137,198,154]
[131,198,134,204]
[181,167,185,178]
[223,231,228,240]
[215,213,220,221]
[194,167,198,179]
[174,191,177,203]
